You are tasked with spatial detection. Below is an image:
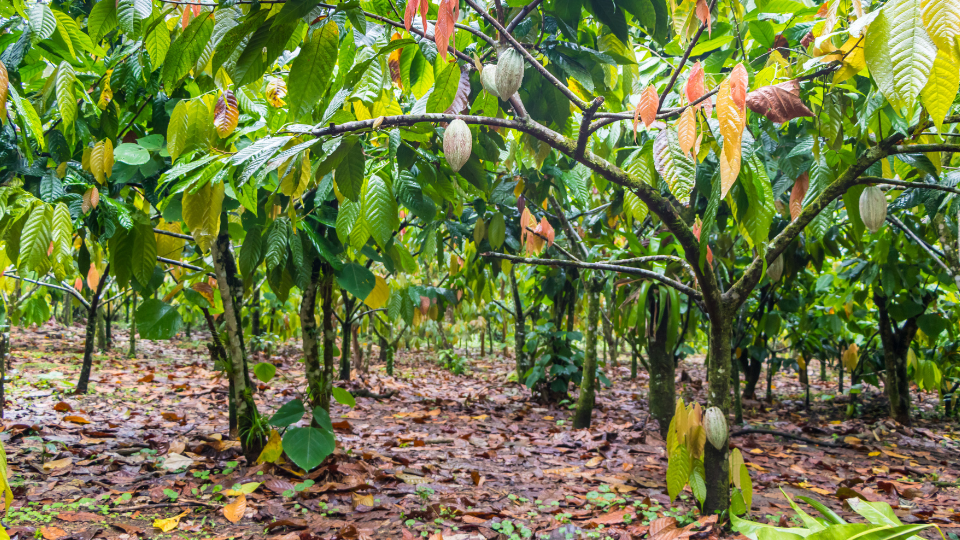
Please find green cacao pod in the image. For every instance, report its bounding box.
[480,65,501,98]
[495,48,524,99]
[703,406,728,450]
[443,118,472,172]
[768,255,783,282]
[859,185,887,233]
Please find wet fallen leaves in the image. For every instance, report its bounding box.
[1,322,958,539]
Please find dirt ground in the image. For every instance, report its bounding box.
[2,321,958,540]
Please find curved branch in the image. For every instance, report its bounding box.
[462,0,589,111]
[576,97,604,160]
[481,252,703,299]
[505,0,546,34]
[858,176,960,196]
[886,214,951,274]
[4,274,90,310]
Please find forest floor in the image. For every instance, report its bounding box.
[2,322,959,540]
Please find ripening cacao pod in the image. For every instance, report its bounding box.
[443,118,472,172]
[859,186,887,233]
[480,65,501,98]
[768,255,783,282]
[496,48,524,99]
[703,406,728,450]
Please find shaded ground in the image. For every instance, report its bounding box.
[2,321,959,540]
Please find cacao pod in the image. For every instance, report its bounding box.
[496,48,524,99]
[703,406,728,450]
[859,185,887,233]
[768,255,783,282]
[443,118,472,172]
[480,65,501,98]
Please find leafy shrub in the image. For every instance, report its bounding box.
[436,350,469,375]
[523,321,589,402]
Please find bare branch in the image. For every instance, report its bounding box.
[505,0,546,34]
[857,176,960,196]
[481,252,703,299]
[576,97,605,161]
[890,143,960,154]
[5,274,90,309]
[154,227,194,241]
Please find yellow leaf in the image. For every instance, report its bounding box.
[91,142,104,184]
[155,220,185,261]
[717,79,743,199]
[676,107,696,157]
[222,494,246,523]
[257,430,283,464]
[153,510,190,532]
[225,482,261,496]
[920,47,960,130]
[102,138,114,179]
[363,276,390,310]
[869,451,881,456]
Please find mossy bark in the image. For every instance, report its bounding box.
[301,261,324,410]
[509,266,528,379]
[875,289,922,426]
[647,303,675,437]
[212,216,262,462]
[339,296,355,381]
[320,271,336,410]
[703,306,732,515]
[572,281,602,429]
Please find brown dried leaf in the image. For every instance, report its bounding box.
[214,90,239,138]
[746,80,814,123]
[649,516,678,538]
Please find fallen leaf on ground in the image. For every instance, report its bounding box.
[223,494,246,523]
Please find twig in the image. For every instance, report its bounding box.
[113,501,222,512]
[153,228,195,241]
[505,0,546,34]
[657,0,718,110]
[576,97,605,160]
[4,274,90,309]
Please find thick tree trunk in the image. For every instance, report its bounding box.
[202,307,235,434]
[320,271,335,410]
[572,282,601,429]
[509,266,527,379]
[213,217,262,462]
[128,291,137,358]
[96,309,107,351]
[301,261,324,410]
[703,306,732,515]
[647,303,675,437]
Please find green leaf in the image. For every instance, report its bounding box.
[919,47,959,130]
[846,499,902,527]
[331,387,356,408]
[488,213,506,249]
[335,143,365,201]
[312,407,334,432]
[132,222,158,287]
[270,399,305,427]
[8,86,46,151]
[264,219,289,272]
[253,362,276,383]
[88,0,118,42]
[426,63,461,114]
[51,203,74,279]
[19,204,52,274]
[116,0,142,37]
[666,443,690,502]
[56,62,77,131]
[362,174,399,249]
[28,3,57,41]
[652,127,696,202]
[136,299,183,340]
[731,514,808,540]
[587,0,629,42]
[733,155,775,251]
[238,225,263,279]
[231,16,298,86]
[114,143,150,165]
[864,0,937,110]
[740,464,753,511]
[336,262,376,299]
[288,22,339,122]
[144,10,171,65]
[336,200,360,244]
[796,496,847,525]
[920,0,960,52]
[843,184,866,239]
[689,460,706,505]
[162,12,213,91]
[167,100,190,161]
[272,0,322,30]
[282,426,335,471]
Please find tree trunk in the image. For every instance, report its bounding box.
[351,324,362,374]
[301,261,324,410]
[77,267,110,394]
[202,307,235,434]
[251,285,261,349]
[703,306,733,516]
[647,302,675,437]
[96,309,107,351]
[875,291,913,425]
[572,281,602,429]
[320,270,335,411]
[212,215,262,462]
[339,296,355,381]
[509,266,527,379]
[128,291,137,358]
[480,329,485,356]
[106,304,113,349]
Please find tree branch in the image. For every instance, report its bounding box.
[462,0,589,111]
[154,227,195,241]
[886,214,951,274]
[576,97,605,160]
[890,143,960,154]
[481,252,702,299]
[657,0,717,110]
[4,275,90,309]
[548,194,589,261]
[857,176,960,197]
[505,0,546,34]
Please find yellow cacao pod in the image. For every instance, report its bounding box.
[442,118,472,172]
[859,186,887,233]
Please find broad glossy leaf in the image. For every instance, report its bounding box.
[865,0,937,110]
[288,22,339,122]
[136,299,183,340]
[653,127,696,203]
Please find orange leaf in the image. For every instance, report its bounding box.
[82,186,99,213]
[695,0,711,34]
[729,63,748,112]
[53,402,72,412]
[40,526,68,540]
[586,509,636,527]
[536,217,555,248]
[64,415,91,425]
[677,107,696,157]
[434,0,458,62]
[637,85,659,129]
[649,516,678,538]
[73,277,83,292]
[0,60,8,117]
[717,79,744,199]
[214,90,239,138]
[685,61,705,107]
[223,494,246,524]
[191,282,216,306]
[790,173,809,221]
[403,0,418,30]
[389,34,404,89]
[86,265,99,291]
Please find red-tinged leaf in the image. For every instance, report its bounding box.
[695,0,711,34]
[0,59,8,117]
[745,80,814,123]
[53,401,73,412]
[420,0,429,33]
[638,85,659,128]
[214,90,239,138]
[585,509,636,527]
[434,0,457,61]
[404,0,418,30]
[790,172,809,221]
[677,107,696,157]
[685,61,705,106]
[730,63,748,112]
[536,217,555,248]
[445,66,471,114]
